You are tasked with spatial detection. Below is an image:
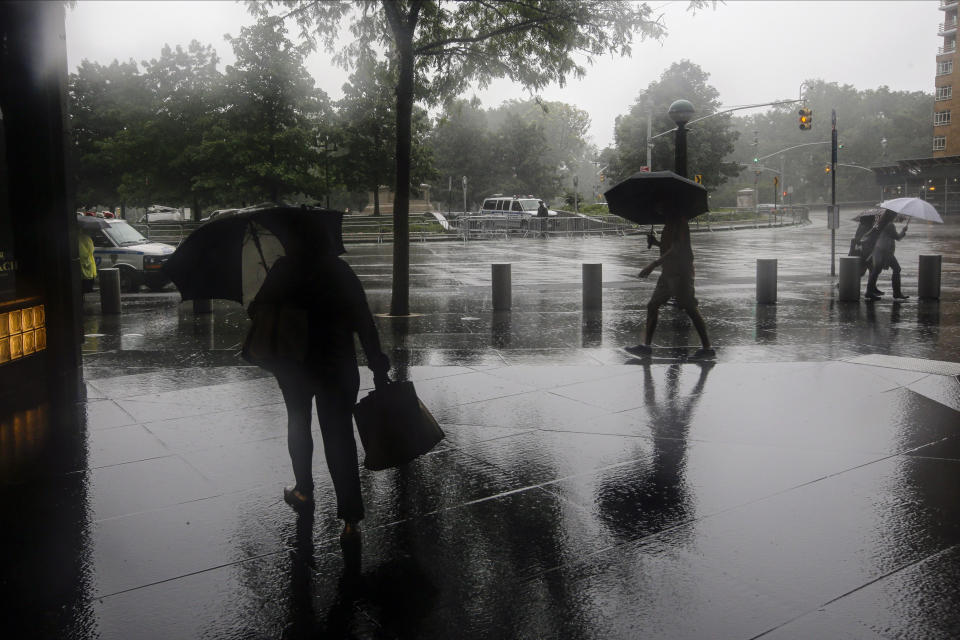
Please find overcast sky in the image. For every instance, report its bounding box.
[65,1,940,149]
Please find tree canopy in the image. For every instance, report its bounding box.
[605,60,740,188]
[253,0,683,314]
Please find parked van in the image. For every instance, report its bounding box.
[89,219,175,291]
[478,195,556,226]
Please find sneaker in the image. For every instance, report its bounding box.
[624,344,652,358]
[283,486,315,511]
[692,347,716,360]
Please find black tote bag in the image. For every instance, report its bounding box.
[353,381,445,471]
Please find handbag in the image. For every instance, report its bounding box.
[241,224,309,372]
[241,303,309,371]
[353,381,445,470]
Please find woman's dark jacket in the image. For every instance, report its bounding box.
[249,255,389,375]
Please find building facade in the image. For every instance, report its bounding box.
[873,0,960,215]
[935,0,959,156]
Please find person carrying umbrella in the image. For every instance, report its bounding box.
[625,208,714,359]
[163,206,389,542]
[604,170,714,359]
[250,239,390,542]
[863,209,909,301]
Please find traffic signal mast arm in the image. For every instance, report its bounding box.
[650,98,804,140]
[758,140,831,161]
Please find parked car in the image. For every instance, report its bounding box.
[139,204,186,224]
[88,219,175,291]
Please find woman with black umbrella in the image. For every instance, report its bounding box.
[250,232,390,542]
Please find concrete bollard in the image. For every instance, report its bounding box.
[193,299,212,314]
[492,263,511,311]
[918,254,942,300]
[582,263,602,311]
[838,256,861,302]
[99,268,121,314]
[756,259,777,304]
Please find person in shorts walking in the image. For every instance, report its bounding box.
[625,213,714,359]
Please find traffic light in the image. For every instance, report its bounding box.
[799,108,813,131]
[824,164,831,173]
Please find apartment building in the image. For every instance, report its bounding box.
[934,0,958,156]
[872,0,960,215]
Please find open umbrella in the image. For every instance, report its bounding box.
[76,214,110,232]
[877,197,944,224]
[162,205,344,304]
[851,207,884,222]
[603,170,709,225]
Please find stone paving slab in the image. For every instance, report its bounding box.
[5,356,959,639]
[4,213,960,638]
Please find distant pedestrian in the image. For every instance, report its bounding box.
[625,212,714,359]
[250,249,390,542]
[864,209,909,300]
[537,200,548,217]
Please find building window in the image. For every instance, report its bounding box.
[933,136,947,151]
[938,60,954,75]
[937,85,953,101]
[935,110,953,126]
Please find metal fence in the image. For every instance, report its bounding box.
[132,206,810,248]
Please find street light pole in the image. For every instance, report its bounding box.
[668,99,695,178]
[830,109,838,277]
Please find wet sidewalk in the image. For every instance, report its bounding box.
[3,213,960,638]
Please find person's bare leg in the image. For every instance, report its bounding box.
[688,307,711,349]
[644,305,659,346]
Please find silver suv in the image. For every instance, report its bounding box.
[478,195,556,224]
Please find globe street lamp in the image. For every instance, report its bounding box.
[668,99,695,178]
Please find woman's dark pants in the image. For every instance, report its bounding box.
[276,365,363,522]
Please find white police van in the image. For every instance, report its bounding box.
[90,219,175,291]
[478,195,556,227]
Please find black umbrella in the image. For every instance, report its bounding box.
[603,170,708,225]
[76,214,110,232]
[162,205,345,304]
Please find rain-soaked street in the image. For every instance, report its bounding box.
[4,209,960,638]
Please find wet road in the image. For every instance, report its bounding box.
[2,209,958,638]
[82,208,960,370]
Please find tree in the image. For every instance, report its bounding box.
[97,42,224,217]
[208,19,331,204]
[607,60,740,188]
[718,80,933,206]
[428,97,497,211]
[68,59,152,209]
[336,59,434,215]
[254,0,686,315]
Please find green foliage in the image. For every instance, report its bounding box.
[716,80,933,206]
[607,60,740,188]
[67,20,336,214]
[428,97,593,210]
[216,19,332,203]
[252,0,682,313]
[68,59,151,207]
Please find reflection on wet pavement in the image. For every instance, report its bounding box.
[2,211,958,638]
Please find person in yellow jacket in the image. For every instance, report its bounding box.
[79,230,97,292]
